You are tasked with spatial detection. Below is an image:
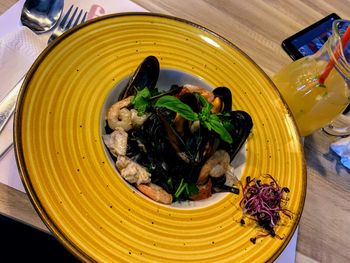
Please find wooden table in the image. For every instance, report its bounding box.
[1,1,350,262]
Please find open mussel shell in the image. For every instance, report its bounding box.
[118,56,160,100]
[169,92,216,164]
[224,110,253,161]
[156,108,191,163]
[213,86,232,112]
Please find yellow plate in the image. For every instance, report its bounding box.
[15,13,306,262]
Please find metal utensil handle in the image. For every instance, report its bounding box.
[0,76,24,133]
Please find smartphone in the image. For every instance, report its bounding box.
[282,13,341,60]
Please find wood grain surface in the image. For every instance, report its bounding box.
[1,1,350,262]
[0,0,15,15]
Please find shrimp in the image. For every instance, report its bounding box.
[130,109,149,127]
[183,84,215,102]
[137,183,173,204]
[107,96,133,131]
[197,150,230,185]
[102,128,128,156]
[116,156,151,185]
[107,97,150,131]
[224,165,238,186]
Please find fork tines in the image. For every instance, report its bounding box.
[48,5,87,44]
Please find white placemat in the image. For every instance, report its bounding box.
[0,1,298,262]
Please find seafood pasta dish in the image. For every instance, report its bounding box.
[103,56,253,204]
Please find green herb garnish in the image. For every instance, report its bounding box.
[155,96,198,121]
[195,94,233,143]
[204,114,233,143]
[174,179,199,199]
[131,87,151,115]
[155,94,233,143]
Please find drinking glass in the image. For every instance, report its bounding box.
[272,19,350,137]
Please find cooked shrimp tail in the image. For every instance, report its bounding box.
[107,97,132,131]
[137,183,173,204]
[197,150,230,185]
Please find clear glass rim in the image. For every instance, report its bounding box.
[330,19,350,77]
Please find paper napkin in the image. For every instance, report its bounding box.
[0,26,46,100]
[0,26,46,191]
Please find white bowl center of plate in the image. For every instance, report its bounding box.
[101,69,246,209]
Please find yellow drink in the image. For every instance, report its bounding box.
[272,57,350,136]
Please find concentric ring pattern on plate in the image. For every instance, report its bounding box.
[15,14,306,262]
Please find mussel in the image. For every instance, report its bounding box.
[213,86,233,112]
[117,56,182,101]
[211,176,240,194]
[118,56,160,100]
[157,91,214,166]
[221,110,253,161]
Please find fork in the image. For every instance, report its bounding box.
[48,5,87,44]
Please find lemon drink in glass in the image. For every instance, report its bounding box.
[272,20,350,136]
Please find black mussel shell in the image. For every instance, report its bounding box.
[118,56,160,100]
[213,87,232,112]
[126,113,176,171]
[125,113,196,193]
[156,106,212,166]
[179,92,202,113]
[213,185,240,195]
[222,110,253,160]
[173,92,217,163]
[156,109,192,163]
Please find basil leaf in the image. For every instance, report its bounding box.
[131,87,151,115]
[208,115,233,144]
[196,93,213,126]
[155,93,232,144]
[196,93,213,115]
[185,182,199,197]
[196,93,233,143]
[155,96,198,121]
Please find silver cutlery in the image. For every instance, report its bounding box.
[48,5,87,44]
[21,0,64,33]
[0,3,87,156]
[0,0,64,135]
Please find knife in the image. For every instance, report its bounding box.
[0,112,15,160]
[0,77,23,134]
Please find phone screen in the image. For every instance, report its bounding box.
[291,22,334,57]
[282,13,341,60]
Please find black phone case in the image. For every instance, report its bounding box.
[282,13,340,60]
